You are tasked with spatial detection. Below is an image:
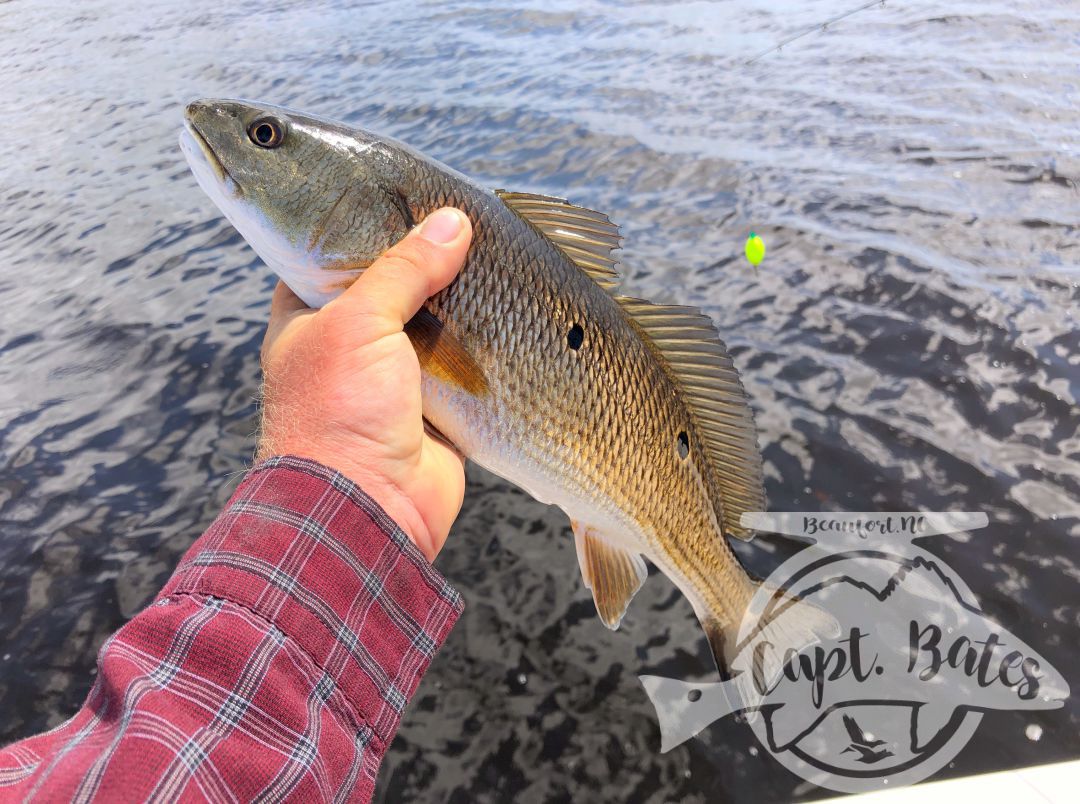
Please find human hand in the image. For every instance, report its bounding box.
[256,207,472,562]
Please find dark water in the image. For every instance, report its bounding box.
[1,0,1078,800]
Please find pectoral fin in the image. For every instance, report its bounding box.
[571,520,648,629]
[405,308,489,397]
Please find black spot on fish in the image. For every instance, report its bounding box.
[687,688,702,702]
[677,430,689,459]
[567,323,584,350]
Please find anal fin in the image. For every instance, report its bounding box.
[571,520,648,630]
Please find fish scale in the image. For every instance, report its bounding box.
[411,163,753,632]
[181,98,837,675]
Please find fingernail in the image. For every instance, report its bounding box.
[418,208,463,244]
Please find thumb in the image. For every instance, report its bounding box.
[326,207,472,337]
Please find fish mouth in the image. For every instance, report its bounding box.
[180,117,235,190]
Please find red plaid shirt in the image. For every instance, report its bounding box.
[0,457,463,802]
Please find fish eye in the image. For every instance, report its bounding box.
[567,323,584,350]
[247,117,284,149]
[677,430,689,459]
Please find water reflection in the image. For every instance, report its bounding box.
[0,1,1077,800]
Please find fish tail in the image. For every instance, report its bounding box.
[701,581,840,681]
[701,620,735,680]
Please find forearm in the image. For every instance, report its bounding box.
[0,457,462,802]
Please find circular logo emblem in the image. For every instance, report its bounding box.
[640,513,1069,795]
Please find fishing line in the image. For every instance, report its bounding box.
[745,0,890,65]
[738,2,893,274]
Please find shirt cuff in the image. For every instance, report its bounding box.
[159,455,464,752]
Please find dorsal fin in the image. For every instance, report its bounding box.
[495,188,764,539]
[616,297,766,541]
[495,190,621,290]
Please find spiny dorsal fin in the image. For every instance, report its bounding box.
[571,520,648,629]
[616,297,765,541]
[495,190,621,290]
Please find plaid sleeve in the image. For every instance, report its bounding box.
[0,456,463,803]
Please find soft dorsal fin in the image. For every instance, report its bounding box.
[571,520,648,629]
[616,297,765,541]
[496,188,764,539]
[495,190,621,290]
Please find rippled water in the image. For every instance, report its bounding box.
[1,0,1078,800]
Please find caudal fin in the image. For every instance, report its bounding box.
[702,582,840,683]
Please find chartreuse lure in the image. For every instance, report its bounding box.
[745,232,765,273]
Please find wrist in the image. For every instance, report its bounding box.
[255,443,436,561]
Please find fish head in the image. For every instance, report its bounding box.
[180,98,414,306]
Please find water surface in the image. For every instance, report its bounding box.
[1,1,1078,800]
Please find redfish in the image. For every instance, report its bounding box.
[180,99,836,675]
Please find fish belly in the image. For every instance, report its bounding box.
[420,373,647,553]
